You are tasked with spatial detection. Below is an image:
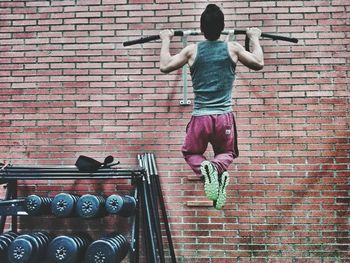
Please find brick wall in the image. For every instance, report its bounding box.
[0,0,349,262]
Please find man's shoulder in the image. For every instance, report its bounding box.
[185,43,197,51]
[183,44,197,58]
[227,41,245,55]
[227,41,241,49]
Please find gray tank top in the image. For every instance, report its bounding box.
[190,41,236,116]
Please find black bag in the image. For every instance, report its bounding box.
[75,155,118,172]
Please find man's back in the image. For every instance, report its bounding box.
[190,41,236,116]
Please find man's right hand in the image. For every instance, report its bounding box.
[246,27,261,39]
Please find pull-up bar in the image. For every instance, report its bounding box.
[122,29,298,47]
[123,30,298,106]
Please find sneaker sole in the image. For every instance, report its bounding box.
[201,161,219,201]
[215,172,229,210]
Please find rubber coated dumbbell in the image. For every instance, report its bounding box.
[25,195,53,216]
[51,193,80,218]
[76,194,107,219]
[0,231,18,262]
[8,231,54,263]
[85,234,130,263]
[105,194,137,217]
[47,233,92,263]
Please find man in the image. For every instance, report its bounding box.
[159,4,264,209]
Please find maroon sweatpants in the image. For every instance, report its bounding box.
[181,111,239,176]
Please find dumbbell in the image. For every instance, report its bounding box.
[25,195,53,216]
[51,193,80,218]
[105,194,137,217]
[85,234,130,263]
[47,233,92,263]
[0,231,18,262]
[8,231,54,263]
[76,194,107,219]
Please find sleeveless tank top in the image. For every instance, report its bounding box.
[190,41,236,116]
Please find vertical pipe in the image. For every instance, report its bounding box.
[9,180,17,233]
[150,154,177,263]
[140,155,158,263]
[141,178,157,262]
[180,35,191,106]
[138,155,152,262]
[146,153,165,263]
[0,183,10,234]
[130,187,139,263]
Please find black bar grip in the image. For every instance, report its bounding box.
[231,30,298,43]
[174,31,184,37]
[232,29,246,35]
[123,31,184,47]
[245,35,250,52]
[261,32,298,43]
[236,30,298,51]
[123,35,159,46]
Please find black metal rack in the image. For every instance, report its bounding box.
[0,153,177,263]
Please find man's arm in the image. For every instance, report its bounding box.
[230,28,264,71]
[159,29,192,73]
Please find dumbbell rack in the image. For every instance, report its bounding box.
[0,153,177,263]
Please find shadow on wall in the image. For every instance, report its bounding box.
[173,133,349,261]
[240,153,349,259]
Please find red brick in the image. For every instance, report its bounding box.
[0,0,349,261]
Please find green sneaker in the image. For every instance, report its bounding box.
[215,171,229,210]
[200,160,219,201]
